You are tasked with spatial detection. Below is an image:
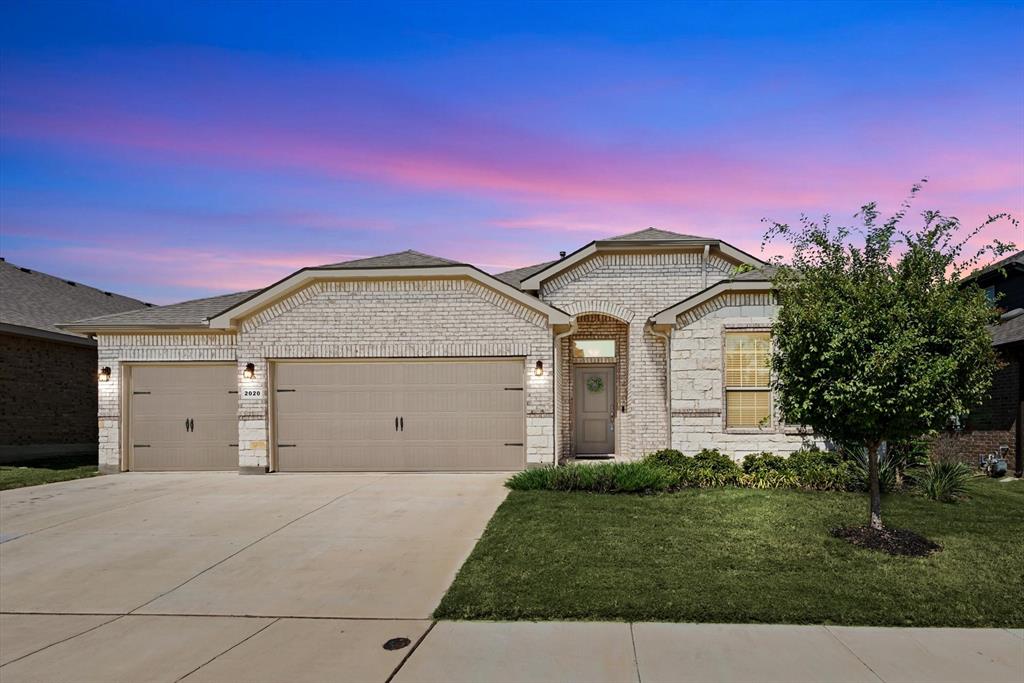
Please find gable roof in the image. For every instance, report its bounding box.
[0,258,149,344]
[519,227,766,290]
[494,260,560,288]
[63,290,258,331]
[319,250,461,269]
[649,266,777,327]
[604,227,708,241]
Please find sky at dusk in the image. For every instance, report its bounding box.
[1,1,1022,304]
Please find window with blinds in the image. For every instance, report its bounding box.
[724,331,771,428]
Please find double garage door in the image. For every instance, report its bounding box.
[274,360,525,471]
[128,359,525,472]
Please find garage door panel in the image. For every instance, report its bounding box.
[130,365,237,472]
[275,360,525,471]
[401,388,523,413]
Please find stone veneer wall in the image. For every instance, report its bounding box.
[541,251,734,457]
[670,293,815,459]
[95,333,238,472]
[238,278,555,469]
[557,314,629,458]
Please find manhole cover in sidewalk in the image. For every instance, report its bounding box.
[383,637,412,651]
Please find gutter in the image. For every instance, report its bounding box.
[551,319,578,466]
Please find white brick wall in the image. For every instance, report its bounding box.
[669,293,818,459]
[239,278,555,468]
[95,334,238,471]
[541,251,734,457]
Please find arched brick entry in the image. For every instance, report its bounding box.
[558,313,630,459]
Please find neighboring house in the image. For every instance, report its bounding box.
[955,251,1024,476]
[0,259,149,462]
[62,228,813,474]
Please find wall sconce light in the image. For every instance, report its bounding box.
[243,362,256,379]
[98,366,111,382]
[534,360,544,377]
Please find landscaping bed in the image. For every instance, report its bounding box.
[435,478,1023,626]
[0,454,100,491]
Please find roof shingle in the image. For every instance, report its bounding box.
[0,259,148,340]
[601,227,708,242]
[65,290,257,328]
[319,250,461,269]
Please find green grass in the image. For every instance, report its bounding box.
[435,478,1024,627]
[0,454,100,491]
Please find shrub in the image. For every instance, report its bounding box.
[742,452,786,474]
[644,449,690,470]
[919,461,973,502]
[785,446,856,491]
[506,462,670,494]
[741,469,797,489]
[846,439,928,492]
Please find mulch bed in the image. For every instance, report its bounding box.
[830,525,942,557]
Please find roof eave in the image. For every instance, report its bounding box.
[0,322,96,347]
[650,279,774,327]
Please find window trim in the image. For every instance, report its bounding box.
[721,327,773,432]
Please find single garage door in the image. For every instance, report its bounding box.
[130,364,238,471]
[274,359,525,471]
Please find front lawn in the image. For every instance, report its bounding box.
[0,454,100,491]
[435,478,1023,627]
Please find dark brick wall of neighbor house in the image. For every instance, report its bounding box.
[0,332,98,450]
[946,354,1019,472]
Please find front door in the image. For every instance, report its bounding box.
[574,366,615,454]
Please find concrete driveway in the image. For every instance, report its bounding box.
[0,472,508,682]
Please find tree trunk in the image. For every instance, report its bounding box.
[868,440,883,530]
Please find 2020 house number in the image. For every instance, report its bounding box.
[242,389,263,399]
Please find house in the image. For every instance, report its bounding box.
[61,228,813,474]
[954,251,1024,476]
[0,259,149,462]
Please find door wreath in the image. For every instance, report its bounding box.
[586,375,605,393]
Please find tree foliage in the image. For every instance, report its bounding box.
[763,182,1016,527]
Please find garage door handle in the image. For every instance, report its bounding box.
[400,417,404,431]
[504,442,523,446]
[395,416,399,432]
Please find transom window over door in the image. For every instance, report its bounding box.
[573,339,616,358]
[724,331,771,428]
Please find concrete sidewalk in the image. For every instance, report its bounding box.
[396,622,1023,683]
[1,617,1019,682]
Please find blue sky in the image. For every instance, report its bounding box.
[1,1,1021,302]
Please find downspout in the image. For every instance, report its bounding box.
[552,318,578,467]
[648,322,673,451]
[702,244,710,288]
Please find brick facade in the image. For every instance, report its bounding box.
[557,314,629,459]
[0,332,98,459]
[91,249,829,470]
[934,353,1019,471]
[238,278,554,469]
[95,278,555,471]
[669,293,817,459]
[541,251,734,456]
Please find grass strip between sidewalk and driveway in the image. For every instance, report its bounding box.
[435,478,1023,627]
[0,454,100,491]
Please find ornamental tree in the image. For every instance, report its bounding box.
[763,184,1016,529]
